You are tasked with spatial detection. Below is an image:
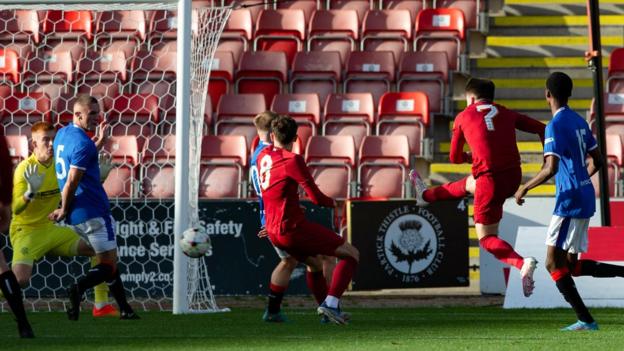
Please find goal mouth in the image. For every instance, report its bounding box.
[0,2,232,314]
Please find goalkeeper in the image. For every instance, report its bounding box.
[8,121,118,318]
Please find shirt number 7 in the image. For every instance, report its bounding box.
[476,104,499,131]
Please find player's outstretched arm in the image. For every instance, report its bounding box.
[515,155,559,205]
[49,167,84,222]
[289,155,335,207]
[514,113,546,144]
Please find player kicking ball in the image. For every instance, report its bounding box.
[8,121,119,318]
[251,112,335,323]
[49,95,138,321]
[516,72,624,331]
[257,115,359,325]
[411,78,546,297]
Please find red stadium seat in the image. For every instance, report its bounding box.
[224,0,265,24]
[215,93,267,146]
[344,51,395,106]
[142,134,177,198]
[435,0,481,30]
[200,135,248,198]
[95,10,146,47]
[415,8,466,71]
[108,93,159,148]
[377,91,429,156]
[217,9,253,65]
[591,164,618,197]
[358,135,410,198]
[291,51,342,105]
[101,135,139,198]
[4,134,29,166]
[381,0,424,21]
[276,0,318,22]
[607,133,624,167]
[208,51,234,108]
[361,10,413,65]
[397,51,448,114]
[328,0,372,21]
[42,10,93,50]
[323,93,374,148]
[305,135,356,199]
[0,10,40,45]
[131,49,177,82]
[590,93,624,136]
[307,10,359,65]
[271,93,321,147]
[147,9,179,45]
[235,51,287,105]
[607,48,624,93]
[0,91,51,136]
[254,9,305,66]
[23,50,74,83]
[0,48,20,84]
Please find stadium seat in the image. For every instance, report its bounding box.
[102,135,139,198]
[361,10,413,65]
[74,81,120,116]
[207,50,235,108]
[142,134,177,198]
[271,93,321,147]
[147,9,194,47]
[435,0,480,30]
[305,135,356,199]
[415,8,466,71]
[223,0,265,24]
[344,51,395,106]
[200,134,248,198]
[253,9,305,66]
[377,91,429,156]
[397,51,448,114]
[0,10,40,46]
[290,51,342,105]
[607,48,624,93]
[217,9,253,65]
[95,10,146,51]
[4,134,29,166]
[0,48,20,85]
[108,93,159,148]
[214,93,266,146]
[591,164,618,197]
[235,51,287,106]
[358,135,410,198]
[590,93,624,136]
[307,10,359,65]
[159,92,212,135]
[276,0,318,22]
[42,10,93,49]
[381,0,423,21]
[328,0,372,21]
[607,133,624,167]
[323,93,374,148]
[130,49,177,122]
[0,91,51,136]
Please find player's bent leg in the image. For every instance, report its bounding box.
[304,255,328,305]
[11,263,33,288]
[546,246,597,331]
[318,243,359,325]
[264,256,298,323]
[0,252,34,338]
[410,172,470,206]
[321,255,336,287]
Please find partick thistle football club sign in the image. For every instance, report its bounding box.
[349,200,468,290]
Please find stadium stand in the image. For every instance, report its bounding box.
[253,9,306,65]
[142,134,177,198]
[414,8,466,71]
[290,51,342,104]
[200,134,248,198]
[270,93,321,148]
[307,9,359,66]
[358,135,410,198]
[361,9,413,65]
[397,51,448,114]
[305,135,356,199]
[323,92,375,148]
[607,48,624,93]
[214,93,266,146]
[4,134,28,167]
[377,91,429,157]
[235,50,288,105]
[102,135,139,198]
[344,50,395,106]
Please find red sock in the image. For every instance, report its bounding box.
[479,235,524,270]
[305,271,328,304]
[423,177,468,203]
[550,267,569,281]
[327,257,357,299]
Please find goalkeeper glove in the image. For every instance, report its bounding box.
[98,153,113,183]
[23,164,43,200]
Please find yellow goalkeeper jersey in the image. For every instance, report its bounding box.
[11,154,61,228]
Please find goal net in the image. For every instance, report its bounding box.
[0,1,232,313]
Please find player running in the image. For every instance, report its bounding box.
[9,121,119,318]
[257,115,359,325]
[0,134,34,338]
[251,112,335,323]
[411,78,546,297]
[516,72,624,331]
[49,95,138,321]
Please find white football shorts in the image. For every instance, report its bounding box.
[545,215,590,254]
[71,216,117,254]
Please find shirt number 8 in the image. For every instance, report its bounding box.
[259,154,272,190]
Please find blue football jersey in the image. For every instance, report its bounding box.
[53,124,111,225]
[250,140,270,226]
[543,106,598,218]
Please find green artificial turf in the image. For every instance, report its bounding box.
[1,307,623,350]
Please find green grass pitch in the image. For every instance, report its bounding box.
[2,307,624,350]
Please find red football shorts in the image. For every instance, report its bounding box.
[473,167,522,225]
[269,220,345,262]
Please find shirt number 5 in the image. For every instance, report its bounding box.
[477,104,499,131]
[55,145,67,180]
[259,154,272,190]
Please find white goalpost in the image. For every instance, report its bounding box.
[0,0,232,313]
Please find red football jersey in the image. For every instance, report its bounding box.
[450,101,545,177]
[257,145,334,235]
